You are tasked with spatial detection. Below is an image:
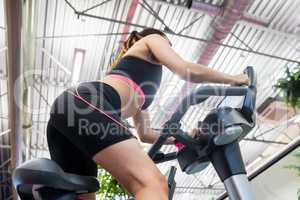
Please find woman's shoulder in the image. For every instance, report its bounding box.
[143,34,166,40]
[122,53,161,66]
[124,43,162,65]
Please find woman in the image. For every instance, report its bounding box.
[47,28,249,200]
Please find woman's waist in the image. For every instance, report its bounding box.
[77,82,121,108]
[102,76,145,116]
[105,73,145,103]
[51,81,122,116]
[55,78,144,118]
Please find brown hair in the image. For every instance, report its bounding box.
[111,28,167,68]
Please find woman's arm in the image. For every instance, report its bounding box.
[132,110,200,144]
[144,34,249,85]
[132,110,175,144]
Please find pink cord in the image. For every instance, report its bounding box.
[69,84,185,151]
[67,89,131,131]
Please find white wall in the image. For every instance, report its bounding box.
[251,147,300,200]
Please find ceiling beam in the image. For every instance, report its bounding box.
[0,129,10,137]
[0,159,10,169]
[41,48,72,75]
[197,0,253,65]
[117,0,139,52]
[57,15,300,64]
[63,1,300,64]
[80,0,113,14]
[147,0,268,26]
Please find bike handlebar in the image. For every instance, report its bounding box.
[168,66,256,125]
[148,66,257,159]
[168,86,249,124]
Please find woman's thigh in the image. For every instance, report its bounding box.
[47,121,98,177]
[93,138,167,195]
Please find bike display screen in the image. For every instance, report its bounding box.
[217,95,245,109]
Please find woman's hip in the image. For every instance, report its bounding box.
[48,82,134,157]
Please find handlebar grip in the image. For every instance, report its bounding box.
[244,66,257,87]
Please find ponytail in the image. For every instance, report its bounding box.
[111,31,139,68]
[110,28,167,69]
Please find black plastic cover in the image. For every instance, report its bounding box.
[210,142,246,181]
[12,158,100,196]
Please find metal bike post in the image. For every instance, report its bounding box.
[224,174,254,200]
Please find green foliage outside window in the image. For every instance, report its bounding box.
[97,166,130,200]
[285,149,300,200]
[275,67,300,111]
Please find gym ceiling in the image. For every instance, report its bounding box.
[0,0,300,199]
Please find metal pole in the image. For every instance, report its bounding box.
[5,0,23,168]
[23,0,38,161]
[223,174,254,200]
[4,0,23,198]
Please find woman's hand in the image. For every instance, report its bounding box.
[174,128,201,149]
[231,74,250,86]
[187,128,201,138]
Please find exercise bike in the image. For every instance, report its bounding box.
[150,66,256,200]
[12,66,256,200]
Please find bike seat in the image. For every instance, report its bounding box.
[12,158,100,195]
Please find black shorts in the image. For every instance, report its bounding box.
[47,82,134,177]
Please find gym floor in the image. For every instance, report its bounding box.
[0,0,300,199]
